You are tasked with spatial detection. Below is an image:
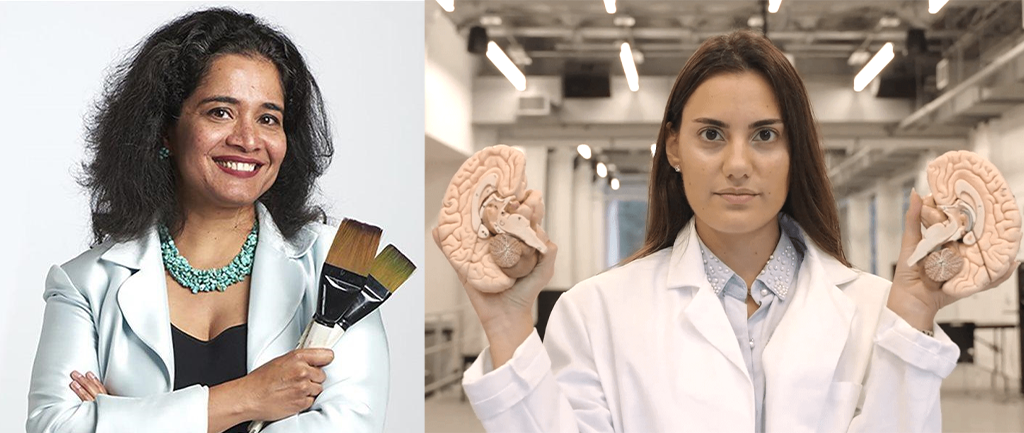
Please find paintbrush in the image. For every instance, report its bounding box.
[249,219,381,433]
[324,245,416,348]
[300,218,381,348]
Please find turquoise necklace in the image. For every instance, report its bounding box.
[158,219,259,294]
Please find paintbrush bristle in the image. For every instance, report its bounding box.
[325,219,382,275]
[369,245,415,292]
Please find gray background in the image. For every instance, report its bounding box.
[0,2,424,432]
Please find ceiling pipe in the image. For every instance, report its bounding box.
[898,38,1024,130]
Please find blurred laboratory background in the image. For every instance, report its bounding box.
[425,1,1024,431]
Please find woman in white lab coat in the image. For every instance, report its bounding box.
[457,30,1012,432]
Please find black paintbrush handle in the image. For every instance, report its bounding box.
[316,263,366,325]
[338,276,392,330]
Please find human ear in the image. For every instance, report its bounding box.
[664,122,681,170]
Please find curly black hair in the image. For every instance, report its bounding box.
[80,7,332,245]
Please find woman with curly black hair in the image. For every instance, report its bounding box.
[27,8,387,433]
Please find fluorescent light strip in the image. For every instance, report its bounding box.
[620,42,640,92]
[604,0,616,14]
[435,0,454,12]
[610,178,620,190]
[768,0,782,13]
[853,42,894,92]
[486,42,526,91]
[577,144,592,160]
[929,0,948,14]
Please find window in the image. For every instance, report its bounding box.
[606,199,647,267]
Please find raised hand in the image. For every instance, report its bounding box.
[890,190,1017,331]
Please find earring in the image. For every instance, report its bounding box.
[672,165,680,173]
[158,147,171,160]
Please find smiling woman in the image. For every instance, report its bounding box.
[168,55,288,213]
[26,8,388,433]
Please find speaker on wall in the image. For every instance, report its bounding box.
[467,26,488,54]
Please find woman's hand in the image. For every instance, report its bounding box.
[890,190,1017,331]
[69,370,107,402]
[464,226,558,367]
[232,348,333,422]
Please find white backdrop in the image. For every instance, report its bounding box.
[0,2,424,432]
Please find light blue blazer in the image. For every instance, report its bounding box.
[27,203,389,433]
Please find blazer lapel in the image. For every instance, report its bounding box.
[103,228,175,388]
[763,241,858,433]
[668,220,750,379]
[246,204,319,371]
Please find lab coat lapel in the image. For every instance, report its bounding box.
[763,241,857,433]
[246,204,316,371]
[669,220,750,379]
[105,228,175,388]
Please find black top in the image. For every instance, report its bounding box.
[172,323,249,433]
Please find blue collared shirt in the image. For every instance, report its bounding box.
[696,213,805,433]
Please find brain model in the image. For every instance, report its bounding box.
[906,150,1022,297]
[432,145,548,293]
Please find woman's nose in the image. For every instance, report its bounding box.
[226,120,258,151]
[723,139,752,180]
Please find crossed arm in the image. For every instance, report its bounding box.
[27,265,389,433]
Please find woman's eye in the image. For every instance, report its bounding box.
[209,108,231,119]
[701,129,721,141]
[260,114,280,125]
[755,129,777,141]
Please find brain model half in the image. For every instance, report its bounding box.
[432,145,548,293]
[906,150,1022,297]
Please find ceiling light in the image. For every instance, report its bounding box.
[929,0,948,14]
[596,162,608,178]
[507,45,533,66]
[604,0,616,14]
[613,16,635,27]
[847,50,870,66]
[577,144,592,160]
[768,0,782,13]
[879,16,900,28]
[620,42,640,92]
[610,178,620,190]
[650,143,656,156]
[486,42,526,91]
[480,15,502,26]
[854,42,894,92]
[436,0,454,12]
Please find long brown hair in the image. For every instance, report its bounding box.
[625,30,849,267]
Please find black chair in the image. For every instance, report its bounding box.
[939,322,976,364]
[939,321,976,392]
[537,290,566,340]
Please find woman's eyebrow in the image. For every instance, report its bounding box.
[198,95,240,106]
[197,96,283,113]
[692,117,783,128]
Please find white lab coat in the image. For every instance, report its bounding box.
[463,218,959,433]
